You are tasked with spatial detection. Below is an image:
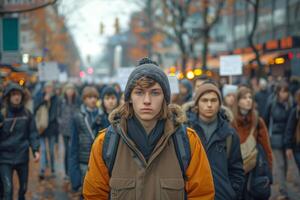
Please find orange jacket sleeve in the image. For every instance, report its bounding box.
[185,128,215,200]
[257,118,273,170]
[82,130,110,200]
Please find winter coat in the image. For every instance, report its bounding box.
[82,105,215,200]
[0,83,39,164]
[263,97,293,149]
[187,111,244,200]
[285,106,300,151]
[233,110,273,170]
[69,105,104,191]
[57,96,80,137]
[254,89,270,116]
[34,93,60,137]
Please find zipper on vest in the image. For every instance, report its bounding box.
[116,125,147,167]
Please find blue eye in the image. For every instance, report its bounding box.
[152,91,160,96]
[135,91,143,96]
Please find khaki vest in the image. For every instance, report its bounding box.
[109,122,185,200]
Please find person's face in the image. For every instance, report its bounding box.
[238,92,253,111]
[103,94,118,113]
[65,88,75,98]
[84,96,98,109]
[224,93,236,107]
[44,85,53,95]
[131,83,164,123]
[198,92,220,120]
[10,90,22,106]
[179,84,188,95]
[194,80,204,94]
[279,88,289,102]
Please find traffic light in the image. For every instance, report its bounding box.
[114,17,120,34]
[87,67,94,75]
[100,22,104,35]
[79,71,85,78]
[186,70,195,80]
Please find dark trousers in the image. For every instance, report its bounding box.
[63,136,70,176]
[0,162,29,200]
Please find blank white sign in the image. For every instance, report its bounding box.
[220,55,242,76]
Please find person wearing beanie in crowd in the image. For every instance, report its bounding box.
[232,87,273,200]
[174,79,193,106]
[285,89,300,175]
[193,75,209,96]
[222,84,238,112]
[83,58,215,200]
[99,86,119,129]
[57,83,81,180]
[0,83,40,200]
[263,81,293,200]
[69,86,103,193]
[254,78,270,117]
[34,81,60,180]
[186,80,244,200]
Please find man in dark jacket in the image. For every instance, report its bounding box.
[187,81,245,200]
[69,86,104,192]
[254,78,270,117]
[0,83,40,200]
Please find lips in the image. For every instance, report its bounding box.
[141,108,153,112]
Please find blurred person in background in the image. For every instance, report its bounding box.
[173,79,193,105]
[222,84,238,113]
[285,89,300,175]
[254,78,270,117]
[263,81,293,200]
[58,83,81,181]
[232,87,273,200]
[34,81,60,180]
[69,86,103,194]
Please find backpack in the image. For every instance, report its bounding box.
[102,124,191,180]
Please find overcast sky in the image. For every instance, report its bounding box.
[59,0,140,64]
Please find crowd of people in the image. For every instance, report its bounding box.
[0,57,299,200]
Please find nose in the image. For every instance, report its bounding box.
[207,101,212,107]
[143,92,151,104]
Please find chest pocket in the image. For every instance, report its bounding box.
[160,178,185,200]
[109,178,135,200]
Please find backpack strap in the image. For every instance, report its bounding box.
[172,125,191,181]
[102,125,120,176]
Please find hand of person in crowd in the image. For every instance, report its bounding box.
[286,149,293,160]
[33,152,40,162]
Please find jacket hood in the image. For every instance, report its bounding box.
[3,83,24,97]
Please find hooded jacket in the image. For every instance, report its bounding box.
[83,104,215,200]
[0,83,40,164]
[187,110,244,200]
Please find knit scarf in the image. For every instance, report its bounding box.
[127,116,165,162]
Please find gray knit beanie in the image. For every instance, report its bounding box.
[124,58,171,104]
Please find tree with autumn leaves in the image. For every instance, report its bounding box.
[28,6,80,76]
